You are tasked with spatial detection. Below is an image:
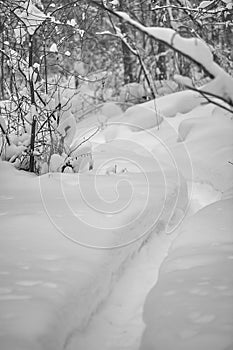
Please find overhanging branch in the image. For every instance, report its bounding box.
[89,0,215,79]
[89,0,233,107]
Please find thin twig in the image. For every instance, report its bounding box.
[68,127,100,157]
[183,84,233,114]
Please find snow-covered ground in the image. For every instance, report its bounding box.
[0,125,188,350]
[140,196,233,350]
[66,90,233,349]
[0,88,233,350]
[0,160,187,350]
[65,182,221,350]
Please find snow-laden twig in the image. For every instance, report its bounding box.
[152,2,229,15]
[175,74,233,114]
[14,1,48,35]
[68,127,100,157]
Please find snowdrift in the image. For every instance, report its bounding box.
[143,90,206,118]
[140,198,233,350]
[96,89,233,193]
[173,111,233,191]
[138,90,233,350]
[141,95,233,192]
[0,160,188,350]
[1,85,233,350]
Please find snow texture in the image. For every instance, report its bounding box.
[140,198,233,350]
[0,153,187,350]
[135,91,233,350]
[65,182,221,350]
[1,83,233,350]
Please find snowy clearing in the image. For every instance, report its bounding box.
[0,87,233,350]
[65,182,222,350]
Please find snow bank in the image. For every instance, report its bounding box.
[0,159,188,350]
[140,197,233,350]
[116,104,164,130]
[142,89,205,118]
[173,110,233,192]
[136,90,233,349]
[74,87,233,193]
[132,91,233,192]
[102,89,199,134]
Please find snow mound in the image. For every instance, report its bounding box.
[102,103,163,143]
[174,113,233,191]
[101,102,122,119]
[142,89,205,118]
[133,90,233,192]
[121,104,163,130]
[140,198,233,350]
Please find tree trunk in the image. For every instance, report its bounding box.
[28,35,36,173]
[1,33,5,99]
[119,0,134,84]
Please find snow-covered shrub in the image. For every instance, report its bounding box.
[119,83,148,105]
[48,140,94,174]
[154,80,178,97]
[49,154,66,172]
[101,102,122,119]
[1,0,233,177]
[70,141,93,173]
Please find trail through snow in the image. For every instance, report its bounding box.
[1,88,232,350]
[66,183,221,350]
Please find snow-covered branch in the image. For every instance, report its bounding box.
[151,3,230,15]
[175,74,233,114]
[14,1,48,35]
[89,0,233,106]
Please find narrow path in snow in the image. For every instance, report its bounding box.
[66,183,221,350]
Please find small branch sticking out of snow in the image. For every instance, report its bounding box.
[68,127,100,157]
